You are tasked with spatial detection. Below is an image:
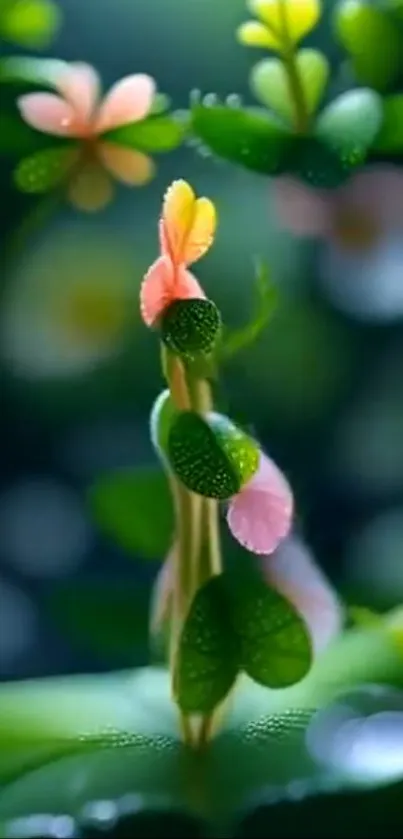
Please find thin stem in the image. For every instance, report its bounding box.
[278,0,309,134]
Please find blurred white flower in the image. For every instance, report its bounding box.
[0,478,93,577]
[274,167,403,321]
[0,578,37,668]
[306,685,403,784]
[0,229,138,379]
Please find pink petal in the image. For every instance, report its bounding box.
[17,93,80,137]
[261,537,343,655]
[97,141,155,185]
[227,450,293,555]
[54,62,100,129]
[95,74,156,134]
[149,555,173,636]
[341,165,403,228]
[273,177,333,238]
[140,255,205,327]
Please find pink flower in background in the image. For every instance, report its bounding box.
[18,61,156,211]
[273,167,403,249]
[227,449,293,555]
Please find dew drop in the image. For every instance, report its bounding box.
[202,92,218,107]
[226,93,242,108]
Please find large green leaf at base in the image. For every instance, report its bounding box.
[0,620,402,831]
[191,103,293,175]
[88,465,174,560]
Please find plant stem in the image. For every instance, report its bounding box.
[278,0,309,134]
[163,351,223,749]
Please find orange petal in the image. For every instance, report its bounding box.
[67,161,114,212]
[95,74,156,134]
[17,92,79,136]
[140,256,205,326]
[54,62,100,127]
[160,179,216,266]
[97,141,155,185]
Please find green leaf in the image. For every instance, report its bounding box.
[174,576,239,714]
[251,49,329,124]
[0,112,51,156]
[1,0,61,49]
[161,298,222,360]
[229,571,313,688]
[89,465,174,560]
[150,92,171,115]
[14,145,77,193]
[373,94,403,153]
[287,136,352,187]
[0,616,403,826]
[315,88,383,168]
[334,0,403,91]
[105,115,185,152]
[150,387,178,460]
[219,259,277,362]
[167,411,259,500]
[0,56,67,88]
[46,580,151,662]
[191,103,292,175]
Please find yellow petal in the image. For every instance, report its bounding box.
[98,142,155,186]
[247,0,321,50]
[67,161,114,212]
[161,179,216,265]
[236,21,276,49]
[184,196,216,265]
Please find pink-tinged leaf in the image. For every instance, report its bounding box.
[140,255,205,327]
[97,141,155,185]
[54,61,100,126]
[17,92,79,137]
[273,176,332,237]
[227,451,293,555]
[96,74,156,134]
[261,537,343,655]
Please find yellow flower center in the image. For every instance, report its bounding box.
[332,207,381,252]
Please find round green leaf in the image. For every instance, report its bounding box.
[46,580,151,663]
[373,94,403,153]
[334,0,403,91]
[191,103,292,175]
[14,145,77,193]
[315,88,383,168]
[161,298,222,360]
[174,576,239,714]
[150,388,178,460]
[167,411,259,500]
[230,572,313,689]
[88,465,174,560]
[1,0,61,49]
[105,115,185,152]
[251,49,329,125]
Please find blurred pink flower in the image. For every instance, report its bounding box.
[227,449,293,555]
[261,537,343,655]
[18,61,156,211]
[274,167,403,250]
